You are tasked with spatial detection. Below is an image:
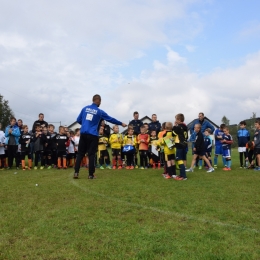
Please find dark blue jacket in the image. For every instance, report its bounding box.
[77,103,122,137]
[237,129,250,147]
[191,119,215,135]
[148,121,161,135]
[129,119,143,135]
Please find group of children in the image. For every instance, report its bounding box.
[1,117,81,170]
[2,115,260,177]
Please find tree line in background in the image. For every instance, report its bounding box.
[222,113,257,148]
[0,94,14,129]
[0,93,258,148]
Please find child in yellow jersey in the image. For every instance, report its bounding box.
[98,128,111,169]
[158,122,166,174]
[123,128,136,170]
[149,130,160,169]
[109,125,123,169]
[160,122,176,179]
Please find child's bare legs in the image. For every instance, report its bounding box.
[201,155,212,168]
[190,154,198,168]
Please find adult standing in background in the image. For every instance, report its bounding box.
[74,94,127,179]
[32,113,48,133]
[148,114,161,135]
[190,112,215,135]
[129,111,143,136]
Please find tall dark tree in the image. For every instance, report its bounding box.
[0,94,14,129]
[221,115,230,126]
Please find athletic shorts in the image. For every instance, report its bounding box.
[215,145,223,155]
[223,149,231,158]
[194,150,205,156]
[175,148,186,161]
[99,150,109,158]
[238,147,246,152]
[164,153,175,161]
[254,148,260,155]
[205,152,211,158]
[112,148,121,157]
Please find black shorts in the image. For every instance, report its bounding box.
[205,152,211,158]
[194,150,205,156]
[165,153,175,161]
[255,148,260,155]
[175,148,187,161]
[112,148,121,157]
[99,150,109,158]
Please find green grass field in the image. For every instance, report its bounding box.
[0,151,260,260]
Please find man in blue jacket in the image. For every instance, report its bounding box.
[5,117,21,169]
[74,94,127,179]
[148,114,161,135]
[190,112,215,135]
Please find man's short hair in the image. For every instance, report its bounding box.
[175,113,184,122]
[39,113,44,117]
[152,114,157,117]
[199,112,204,116]
[93,94,101,102]
[133,111,139,116]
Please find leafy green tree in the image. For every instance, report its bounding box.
[0,94,14,129]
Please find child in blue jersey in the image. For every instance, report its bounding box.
[199,128,212,169]
[237,121,250,168]
[214,124,225,168]
[186,124,214,173]
[221,127,233,171]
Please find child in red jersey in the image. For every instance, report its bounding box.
[137,125,150,169]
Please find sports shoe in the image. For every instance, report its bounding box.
[140,167,144,170]
[118,166,122,170]
[172,175,177,178]
[88,175,96,179]
[254,167,260,171]
[16,167,19,170]
[100,166,105,170]
[199,166,202,170]
[34,166,37,170]
[47,166,52,170]
[144,167,148,169]
[63,166,67,169]
[176,177,187,181]
[22,167,26,171]
[164,174,172,179]
[214,165,217,168]
[73,173,79,179]
[135,165,138,169]
[106,165,112,169]
[126,166,130,170]
[112,166,117,170]
[223,167,230,171]
[40,166,44,170]
[6,167,11,170]
[207,168,215,173]
[186,168,193,172]
[130,166,134,170]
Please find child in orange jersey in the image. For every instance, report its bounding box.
[137,125,150,169]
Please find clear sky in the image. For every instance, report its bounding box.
[0,0,260,128]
